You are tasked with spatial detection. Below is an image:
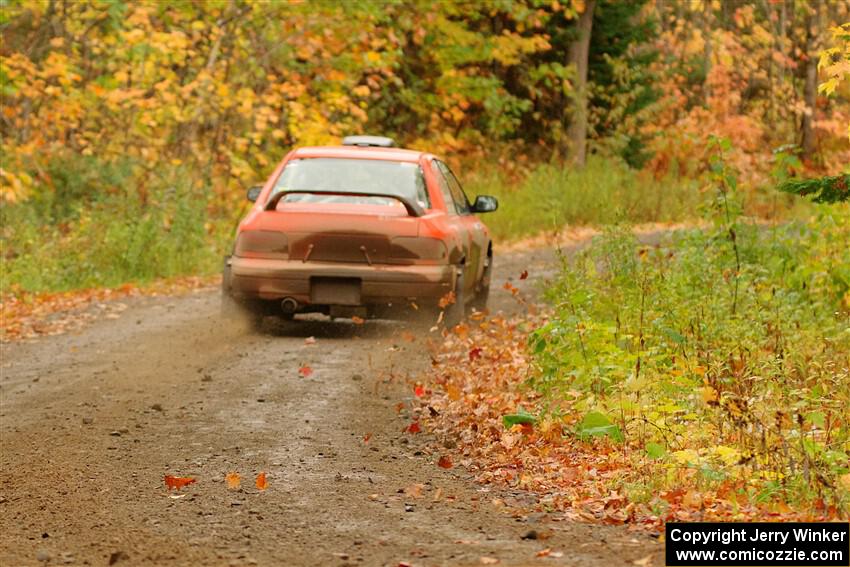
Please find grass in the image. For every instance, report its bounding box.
[464,156,704,240]
[1,157,237,294]
[465,155,809,241]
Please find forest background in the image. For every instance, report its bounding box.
[0,0,848,292]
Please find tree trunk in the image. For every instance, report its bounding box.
[801,0,822,158]
[702,0,713,104]
[565,0,596,167]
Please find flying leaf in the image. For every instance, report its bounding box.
[438,291,456,308]
[468,347,482,361]
[225,472,241,489]
[519,270,529,280]
[351,316,365,325]
[164,475,196,490]
[298,365,313,377]
[413,384,425,397]
[363,433,372,443]
[255,472,268,491]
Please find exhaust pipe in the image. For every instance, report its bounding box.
[281,297,298,313]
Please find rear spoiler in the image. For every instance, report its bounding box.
[265,190,425,217]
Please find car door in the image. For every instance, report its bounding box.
[435,160,486,293]
[429,161,472,290]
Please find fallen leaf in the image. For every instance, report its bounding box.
[406,421,421,434]
[468,347,483,361]
[479,557,499,565]
[225,472,241,490]
[700,386,718,404]
[437,455,453,469]
[298,365,313,377]
[404,483,425,498]
[304,336,316,345]
[414,384,425,397]
[519,270,529,280]
[351,316,365,324]
[535,548,552,557]
[255,472,268,491]
[363,433,372,443]
[446,384,461,401]
[164,475,196,490]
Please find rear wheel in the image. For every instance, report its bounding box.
[443,272,466,328]
[471,252,492,314]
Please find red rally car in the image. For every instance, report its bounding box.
[222,136,498,326]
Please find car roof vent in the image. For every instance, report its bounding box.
[342,135,396,148]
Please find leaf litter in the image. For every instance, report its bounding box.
[415,311,847,530]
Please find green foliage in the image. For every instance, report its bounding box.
[779,175,850,204]
[464,156,703,240]
[588,0,659,167]
[502,408,537,429]
[576,411,624,442]
[1,163,234,292]
[531,209,850,510]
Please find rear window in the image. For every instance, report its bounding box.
[272,158,430,209]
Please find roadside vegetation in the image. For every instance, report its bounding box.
[422,201,849,526]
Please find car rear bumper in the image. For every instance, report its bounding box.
[229,257,454,306]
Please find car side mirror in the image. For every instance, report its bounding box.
[471,195,498,213]
[246,186,263,202]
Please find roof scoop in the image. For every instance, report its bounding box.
[342,135,395,148]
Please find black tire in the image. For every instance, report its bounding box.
[471,253,492,314]
[471,284,490,314]
[443,271,466,328]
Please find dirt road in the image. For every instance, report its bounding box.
[1,244,663,566]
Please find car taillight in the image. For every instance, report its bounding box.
[390,237,447,264]
[235,231,288,259]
